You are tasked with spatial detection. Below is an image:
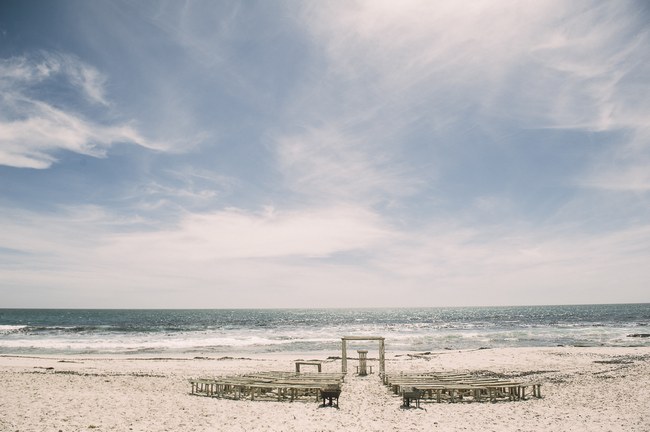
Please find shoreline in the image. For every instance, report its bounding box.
[1,346,649,431]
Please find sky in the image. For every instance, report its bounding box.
[0,0,649,308]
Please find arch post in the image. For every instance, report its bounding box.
[341,338,348,373]
[379,338,385,375]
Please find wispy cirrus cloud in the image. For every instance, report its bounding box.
[288,0,650,195]
[300,1,649,128]
[0,98,160,169]
[124,172,238,214]
[275,125,422,205]
[272,1,561,206]
[0,52,108,105]
[0,52,164,169]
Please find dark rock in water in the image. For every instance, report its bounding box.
[627,333,650,338]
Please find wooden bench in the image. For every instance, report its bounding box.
[384,374,543,406]
[295,361,322,373]
[189,371,343,404]
[401,386,422,408]
[320,385,341,407]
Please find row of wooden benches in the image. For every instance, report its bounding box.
[189,371,344,405]
[384,372,542,406]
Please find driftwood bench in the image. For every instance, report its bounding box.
[401,386,422,408]
[189,371,343,405]
[295,361,322,373]
[320,385,341,407]
[385,372,543,405]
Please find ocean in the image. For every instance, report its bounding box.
[1,304,648,356]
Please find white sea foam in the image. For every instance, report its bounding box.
[1,305,648,354]
[0,330,341,354]
[0,325,27,335]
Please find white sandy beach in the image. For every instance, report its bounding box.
[1,347,648,432]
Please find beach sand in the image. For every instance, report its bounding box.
[1,347,648,431]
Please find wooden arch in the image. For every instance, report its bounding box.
[341,336,385,375]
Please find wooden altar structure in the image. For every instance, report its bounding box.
[341,336,385,375]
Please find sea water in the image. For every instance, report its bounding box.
[0,304,648,355]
